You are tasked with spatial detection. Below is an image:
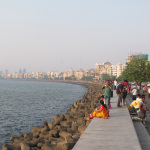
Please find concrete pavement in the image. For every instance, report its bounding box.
[73,91,142,150]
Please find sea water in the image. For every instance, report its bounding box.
[0,80,87,148]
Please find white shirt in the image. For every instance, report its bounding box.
[132,89,137,95]
[114,80,117,86]
[136,97,142,103]
[137,85,140,90]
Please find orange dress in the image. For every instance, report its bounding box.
[91,105,109,119]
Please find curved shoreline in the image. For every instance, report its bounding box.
[2,80,103,150]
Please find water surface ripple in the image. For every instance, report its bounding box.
[0,80,87,148]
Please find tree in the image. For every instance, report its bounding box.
[117,75,123,81]
[65,77,72,80]
[111,76,117,81]
[120,58,149,82]
[101,74,111,81]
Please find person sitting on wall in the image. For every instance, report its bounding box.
[84,100,109,120]
[128,95,141,114]
[138,95,149,119]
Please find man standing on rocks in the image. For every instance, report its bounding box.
[102,80,112,108]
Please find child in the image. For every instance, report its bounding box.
[84,100,109,120]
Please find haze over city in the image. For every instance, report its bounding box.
[0,0,150,73]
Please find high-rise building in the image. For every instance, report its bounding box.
[23,68,26,74]
[95,62,126,79]
[126,53,148,63]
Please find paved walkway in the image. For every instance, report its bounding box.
[73,91,142,150]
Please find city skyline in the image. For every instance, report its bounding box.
[0,52,149,74]
[0,1,150,73]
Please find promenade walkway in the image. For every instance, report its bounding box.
[73,91,142,150]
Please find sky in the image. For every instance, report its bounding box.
[0,0,150,73]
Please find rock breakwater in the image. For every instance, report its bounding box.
[2,82,103,150]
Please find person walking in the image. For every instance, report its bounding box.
[114,80,117,90]
[122,85,127,106]
[110,81,114,98]
[137,82,140,94]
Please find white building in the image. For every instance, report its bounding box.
[107,63,126,78]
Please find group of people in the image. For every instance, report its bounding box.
[116,80,129,107]
[130,82,150,99]
[84,80,149,122]
[84,80,113,120]
[128,94,149,120]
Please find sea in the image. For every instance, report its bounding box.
[0,80,87,148]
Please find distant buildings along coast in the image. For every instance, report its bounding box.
[0,53,149,81]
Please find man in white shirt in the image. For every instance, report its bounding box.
[131,86,137,100]
[114,80,117,90]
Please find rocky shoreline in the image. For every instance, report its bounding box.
[2,81,103,150]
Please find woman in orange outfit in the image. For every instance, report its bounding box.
[84,100,109,120]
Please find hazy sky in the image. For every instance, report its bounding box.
[0,0,150,73]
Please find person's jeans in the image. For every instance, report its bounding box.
[104,96,110,105]
[117,94,122,106]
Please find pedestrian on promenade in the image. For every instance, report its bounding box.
[114,80,117,90]
[131,86,137,101]
[137,82,140,94]
[122,84,127,106]
[110,81,114,97]
[138,95,149,119]
[148,85,150,98]
[116,82,125,107]
[143,84,147,95]
[84,100,109,120]
[128,82,131,92]
[102,80,112,108]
